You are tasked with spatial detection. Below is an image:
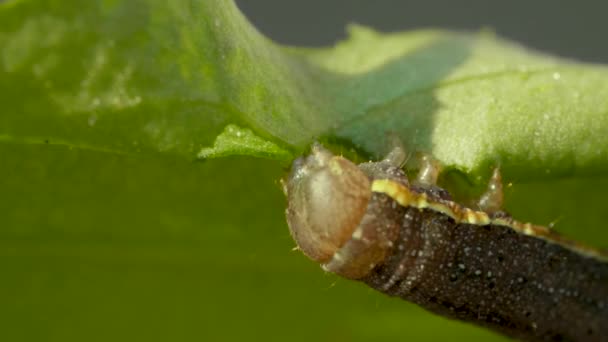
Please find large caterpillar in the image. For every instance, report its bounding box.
[283,142,608,342]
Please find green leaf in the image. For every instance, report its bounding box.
[197,124,291,160]
[1,0,606,341]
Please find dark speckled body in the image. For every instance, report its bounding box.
[363,197,608,342]
[357,163,608,342]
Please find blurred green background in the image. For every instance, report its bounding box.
[2,1,608,341]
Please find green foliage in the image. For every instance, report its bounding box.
[1,0,606,341]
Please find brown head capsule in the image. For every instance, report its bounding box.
[284,144,403,279]
[284,143,608,342]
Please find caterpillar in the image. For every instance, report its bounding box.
[283,142,608,342]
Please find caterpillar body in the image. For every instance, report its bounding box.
[283,143,608,342]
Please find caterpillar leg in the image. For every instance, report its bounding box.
[477,168,504,214]
[382,134,407,167]
[411,153,452,201]
[415,153,442,186]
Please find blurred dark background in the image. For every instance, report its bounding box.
[236,0,608,63]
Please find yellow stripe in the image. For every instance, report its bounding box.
[372,179,490,225]
[371,179,607,261]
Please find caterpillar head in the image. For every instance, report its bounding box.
[284,144,372,265]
